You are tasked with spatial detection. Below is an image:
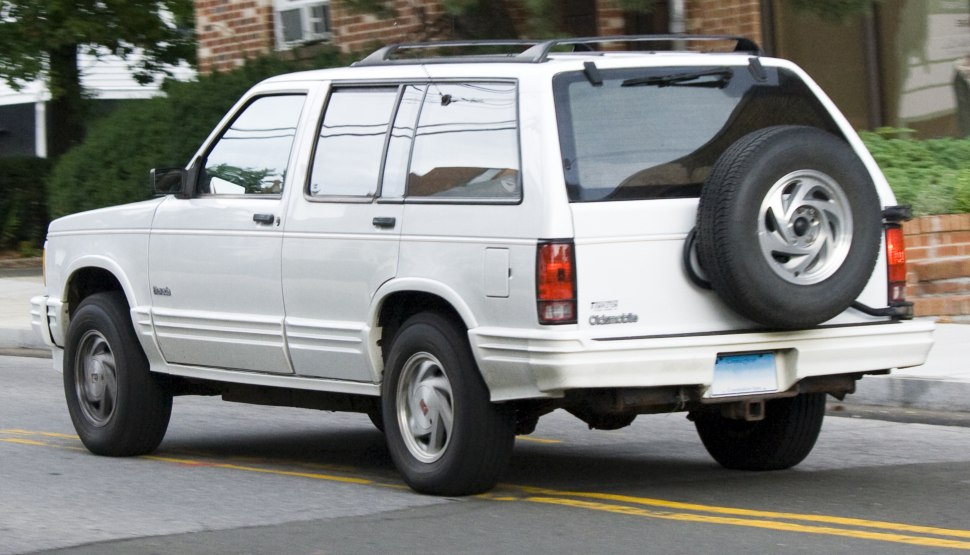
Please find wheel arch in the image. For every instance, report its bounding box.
[61,257,137,318]
[370,279,480,379]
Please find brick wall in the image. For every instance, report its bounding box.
[196,0,276,73]
[904,214,970,320]
[595,0,626,37]
[329,0,444,54]
[685,0,763,46]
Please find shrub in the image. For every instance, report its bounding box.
[48,48,349,218]
[859,130,970,216]
[0,157,52,252]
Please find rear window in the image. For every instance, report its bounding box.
[553,65,840,202]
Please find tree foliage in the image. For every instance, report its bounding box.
[0,0,195,157]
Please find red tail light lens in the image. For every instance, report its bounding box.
[537,241,576,324]
[886,226,907,304]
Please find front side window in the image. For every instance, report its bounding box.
[309,88,398,197]
[200,94,306,196]
[554,66,839,202]
[407,82,520,201]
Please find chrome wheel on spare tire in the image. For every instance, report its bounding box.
[382,312,514,496]
[696,125,882,329]
[758,169,853,285]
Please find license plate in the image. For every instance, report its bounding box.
[710,352,778,397]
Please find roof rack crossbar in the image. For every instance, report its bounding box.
[354,39,544,66]
[354,34,761,66]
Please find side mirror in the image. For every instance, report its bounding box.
[150,158,199,199]
[150,167,188,197]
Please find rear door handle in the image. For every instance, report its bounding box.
[253,213,276,225]
[372,217,396,229]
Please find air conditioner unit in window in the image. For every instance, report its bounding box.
[275,0,331,49]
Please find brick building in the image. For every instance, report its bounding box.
[195,0,970,140]
[195,1,766,73]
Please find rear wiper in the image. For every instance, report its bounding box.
[621,68,734,88]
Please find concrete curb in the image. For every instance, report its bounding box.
[848,375,970,413]
[0,326,45,350]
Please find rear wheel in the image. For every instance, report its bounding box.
[63,292,172,456]
[693,393,826,470]
[382,312,514,495]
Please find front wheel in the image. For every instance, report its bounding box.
[382,312,514,495]
[693,393,826,470]
[63,292,172,456]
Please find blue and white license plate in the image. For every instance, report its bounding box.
[710,352,778,397]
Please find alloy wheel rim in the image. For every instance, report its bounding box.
[757,169,853,285]
[74,330,118,427]
[396,352,454,463]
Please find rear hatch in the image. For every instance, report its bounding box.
[552,61,880,337]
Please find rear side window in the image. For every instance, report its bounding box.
[407,82,521,201]
[554,66,840,202]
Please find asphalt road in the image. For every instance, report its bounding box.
[4,355,970,555]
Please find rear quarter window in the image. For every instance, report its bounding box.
[553,66,841,202]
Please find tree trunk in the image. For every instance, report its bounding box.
[46,43,86,159]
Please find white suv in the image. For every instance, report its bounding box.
[32,36,934,495]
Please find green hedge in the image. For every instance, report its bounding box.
[0,157,52,253]
[859,130,970,216]
[48,49,348,218]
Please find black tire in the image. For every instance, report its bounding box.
[693,393,826,470]
[381,312,514,495]
[365,400,384,433]
[63,291,172,456]
[696,126,882,329]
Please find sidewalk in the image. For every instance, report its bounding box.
[2,271,968,411]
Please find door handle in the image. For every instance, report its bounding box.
[372,217,396,229]
[253,213,276,225]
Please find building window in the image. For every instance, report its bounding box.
[274,0,331,49]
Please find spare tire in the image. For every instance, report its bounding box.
[696,126,881,329]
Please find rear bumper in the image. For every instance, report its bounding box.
[470,319,935,401]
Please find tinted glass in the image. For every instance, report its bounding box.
[407,82,520,201]
[554,67,840,202]
[201,95,305,196]
[310,88,397,197]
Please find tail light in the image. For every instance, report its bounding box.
[537,241,576,324]
[885,225,907,304]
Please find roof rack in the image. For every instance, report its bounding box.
[354,35,761,66]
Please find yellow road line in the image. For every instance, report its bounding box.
[516,436,562,444]
[1,429,79,439]
[512,485,970,539]
[1,438,49,446]
[140,455,375,485]
[527,497,970,550]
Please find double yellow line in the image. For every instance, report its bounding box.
[485,486,970,550]
[4,428,970,550]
